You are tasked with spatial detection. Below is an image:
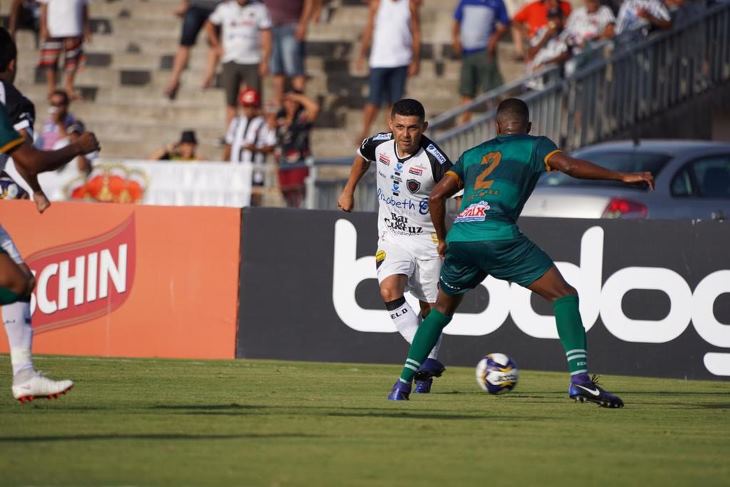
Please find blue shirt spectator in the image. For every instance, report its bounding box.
[454,0,510,55]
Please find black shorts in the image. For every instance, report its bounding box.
[179,5,215,47]
[221,62,261,107]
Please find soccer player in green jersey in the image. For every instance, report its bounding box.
[0,97,99,403]
[388,98,654,407]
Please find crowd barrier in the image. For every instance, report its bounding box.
[1,203,728,379]
[4,159,253,207]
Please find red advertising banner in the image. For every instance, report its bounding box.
[0,201,241,359]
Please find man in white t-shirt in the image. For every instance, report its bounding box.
[616,0,671,38]
[38,0,90,99]
[565,0,615,53]
[206,0,272,129]
[356,0,421,143]
[223,88,276,206]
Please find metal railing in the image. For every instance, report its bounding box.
[308,3,730,210]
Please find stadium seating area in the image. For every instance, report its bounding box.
[9,0,535,160]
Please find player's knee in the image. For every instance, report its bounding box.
[380,286,403,303]
[554,284,578,300]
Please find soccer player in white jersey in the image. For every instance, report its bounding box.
[0,27,99,403]
[338,98,452,393]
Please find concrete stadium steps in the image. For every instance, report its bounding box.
[9,0,527,159]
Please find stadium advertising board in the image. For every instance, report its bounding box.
[0,200,240,359]
[238,208,730,380]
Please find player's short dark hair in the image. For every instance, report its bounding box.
[0,27,18,72]
[496,98,530,126]
[391,99,426,121]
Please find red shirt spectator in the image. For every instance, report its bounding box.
[514,0,572,38]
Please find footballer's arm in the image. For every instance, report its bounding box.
[549,152,655,189]
[337,155,371,212]
[429,171,462,257]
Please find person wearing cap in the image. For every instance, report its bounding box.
[150,129,203,161]
[513,0,572,60]
[206,0,272,130]
[526,7,574,74]
[224,88,277,206]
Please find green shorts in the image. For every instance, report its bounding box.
[439,236,554,295]
[459,50,503,99]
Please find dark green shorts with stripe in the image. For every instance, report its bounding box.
[439,235,554,294]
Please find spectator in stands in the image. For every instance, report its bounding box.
[150,130,204,161]
[8,0,40,45]
[50,119,95,178]
[206,0,272,131]
[452,0,510,124]
[615,0,672,38]
[263,0,315,107]
[357,0,421,143]
[513,0,571,62]
[565,0,616,51]
[665,0,704,27]
[527,7,573,74]
[35,88,76,150]
[164,1,222,100]
[275,90,319,208]
[224,88,277,206]
[38,0,91,99]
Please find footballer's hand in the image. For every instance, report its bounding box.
[76,132,100,154]
[337,191,354,212]
[437,240,448,258]
[622,171,654,190]
[33,191,51,214]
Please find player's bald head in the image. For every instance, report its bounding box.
[496,98,531,134]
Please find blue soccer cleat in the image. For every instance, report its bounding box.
[387,380,412,400]
[569,375,624,408]
[413,358,446,394]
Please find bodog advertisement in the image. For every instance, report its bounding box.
[238,208,730,380]
[0,200,241,359]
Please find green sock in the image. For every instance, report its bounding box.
[398,309,451,384]
[553,295,588,376]
[0,287,20,305]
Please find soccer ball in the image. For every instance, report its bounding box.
[475,353,519,394]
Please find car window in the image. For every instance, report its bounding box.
[693,155,730,199]
[670,168,693,196]
[539,151,669,188]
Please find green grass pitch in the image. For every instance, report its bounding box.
[0,355,729,487]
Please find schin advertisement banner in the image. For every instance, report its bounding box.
[237,208,730,380]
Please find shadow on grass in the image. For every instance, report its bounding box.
[0,432,322,443]
[150,403,548,421]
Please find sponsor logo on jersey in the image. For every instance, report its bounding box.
[377,188,430,215]
[454,201,491,223]
[27,215,137,334]
[378,153,391,165]
[426,144,448,165]
[407,179,421,194]
[408,166,424,176]
[373,133,392,141]
[375,249,386,263]
[384,212,423,234]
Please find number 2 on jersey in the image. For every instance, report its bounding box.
[475,152,502,189]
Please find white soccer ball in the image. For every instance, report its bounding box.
[475,353,519,394]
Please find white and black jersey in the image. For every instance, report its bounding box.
[358,132,452,239]
[0,80,35,173]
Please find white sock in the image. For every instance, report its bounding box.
[389,299,440,360]
[2,301,34,376]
